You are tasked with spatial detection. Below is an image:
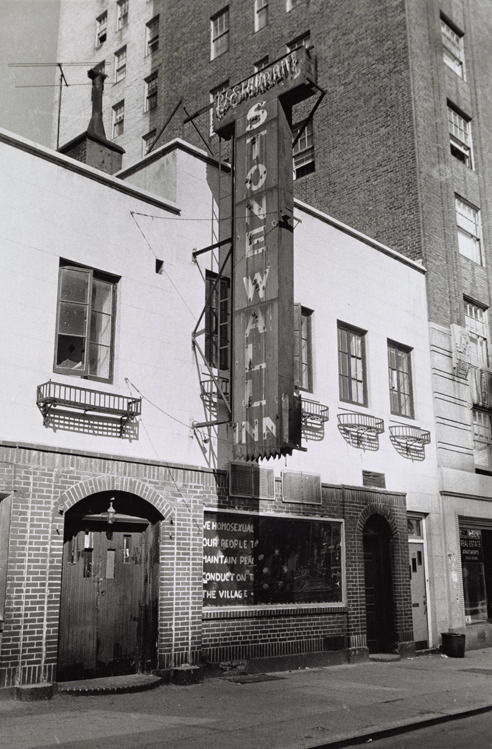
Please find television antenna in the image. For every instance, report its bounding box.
[9,62,99,148]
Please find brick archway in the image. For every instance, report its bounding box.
[55,476,174,521]
[356,502,400,538]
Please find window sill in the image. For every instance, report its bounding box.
[203,602,347,619]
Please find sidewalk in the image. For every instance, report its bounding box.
[1,648,491,749]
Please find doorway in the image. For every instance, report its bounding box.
[363,514,395,653]
[57,493,160,681]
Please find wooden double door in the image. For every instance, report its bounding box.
[58,512,159,681]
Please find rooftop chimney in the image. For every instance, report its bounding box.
[58,67,125,175]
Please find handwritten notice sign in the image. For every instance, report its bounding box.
[203,513,255,605]
[203,511,343,607]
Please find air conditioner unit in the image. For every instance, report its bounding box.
[229,462,275,499]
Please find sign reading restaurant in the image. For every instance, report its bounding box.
[213,48,316,461]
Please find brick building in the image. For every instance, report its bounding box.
[0,108,441,692]
[53,0,492,654]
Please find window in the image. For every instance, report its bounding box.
[114,46,127,83]
[294,305,313,391]
[54,263,116,381]
[203,511,343,606]
[112,100,124,137]
[254,56,269,72]
[144,72,158,111]
[116,0,128,29]
[448,104,473,167]
[287,32,310,52]
[211,7,229,59]
[465,300,489,367]
[210,80,229,136]
[456,197,483,264]
[388,341,414,418]
[254,0,268,31]
[473,410,492,472]
[146,15,159,55]
[293,120,314,179]
[441,16,465,78]
[96,11,107,47]
[338,323,367,405]
[205,271,230,370]
[142,129,156,156]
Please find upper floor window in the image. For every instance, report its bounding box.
[388,341,414,418]
[254,0,268,31]
[96,11,108,47]
[144,72,158,111]
[456,197,483,265]
[465,299,489,367]
[338,323,367,405]
[287,31,310,52]
[142,129,156,156]
[211,7,229,59]
[293,120,314,179]
[116,0,129,30]
[448,103,473,168]
[114,46,127,83]
[205,271,230,370]
[112,100,124,137]
[473,409,492,472]
[254,56,269,72]
[441,16,465,78]
[294,305,313,392]
[54,263,117,381]
[146,16,159,55]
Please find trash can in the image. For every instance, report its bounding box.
[441,632,466,658]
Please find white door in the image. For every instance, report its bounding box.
[409,541,428,648]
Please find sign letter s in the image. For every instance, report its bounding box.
[246,101,267,131]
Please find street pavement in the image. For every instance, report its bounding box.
[1,648,491,749]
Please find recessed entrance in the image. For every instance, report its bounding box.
[363,514,395,653]
[57,492,161,681]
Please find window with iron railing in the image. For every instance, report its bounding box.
[387,341,414,418]
[338,323,367,406]
[54,263,117,382]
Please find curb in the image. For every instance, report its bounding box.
[302,703,492,749]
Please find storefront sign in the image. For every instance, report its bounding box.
[214,50,315,461]
[213,48,314,132]
[460,528,483,564]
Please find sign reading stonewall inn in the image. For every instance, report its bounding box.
[213,48,316,461]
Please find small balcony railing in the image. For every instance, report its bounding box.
[301,398,329,441]
[36,381,141,437]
